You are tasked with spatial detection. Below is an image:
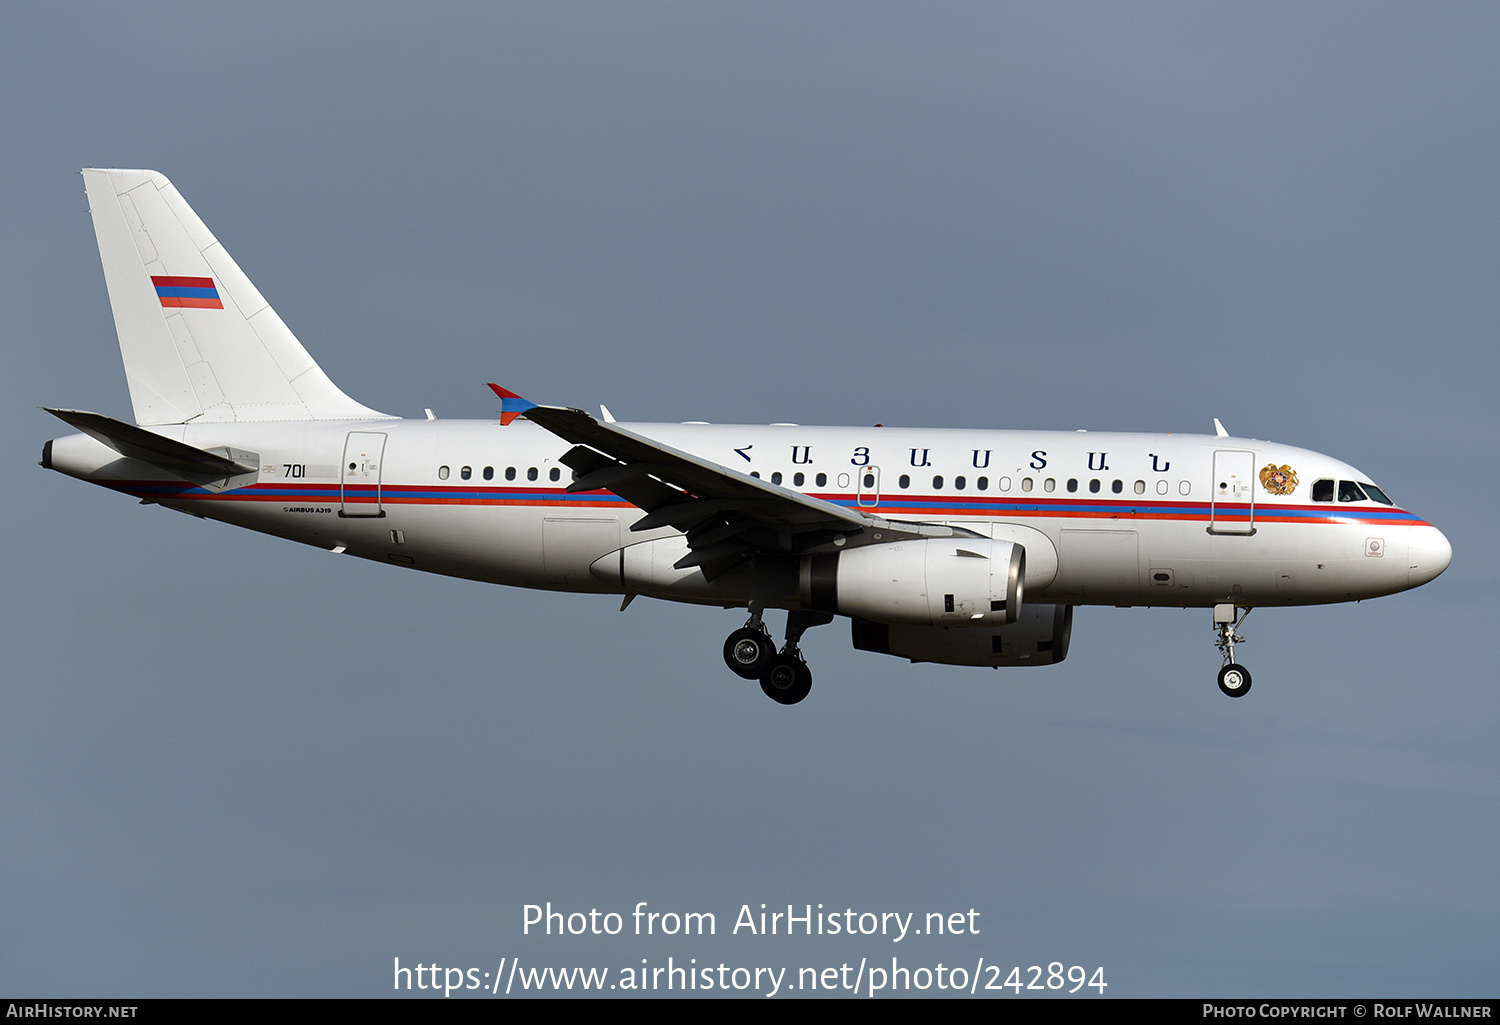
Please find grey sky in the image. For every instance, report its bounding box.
[3,3,1495,997]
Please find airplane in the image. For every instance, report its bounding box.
[42,168,1453,705]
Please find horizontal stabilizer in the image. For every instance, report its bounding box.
[46,408,259,490]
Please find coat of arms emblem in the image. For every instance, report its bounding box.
[1259,463,1298,495]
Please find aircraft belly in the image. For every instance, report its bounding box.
[392,505,547,584]
[543,515,622,590]
[1054,527,1141,603]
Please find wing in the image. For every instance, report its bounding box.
[489,385,972,578]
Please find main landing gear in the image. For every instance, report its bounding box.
[722,606,831,705]
[1213,604,1253,697]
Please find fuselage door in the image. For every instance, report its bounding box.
[341,431,387,517]
[1210,449,1255,534]
[856,465,881,507]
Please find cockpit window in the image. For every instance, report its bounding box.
[1312,479,1334,502]
[1360,482,1394,505]
[1337,480,1368,503]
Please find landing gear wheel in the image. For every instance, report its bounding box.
[723,628,775,680]
[760,654,812,705]
[1217,663,1252,698]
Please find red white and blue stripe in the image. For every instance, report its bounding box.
[93,478,1434,530]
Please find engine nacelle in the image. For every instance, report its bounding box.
[802,538,1024,626]
[851,603,1073,667]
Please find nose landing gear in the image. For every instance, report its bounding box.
[1213,604,1253,697]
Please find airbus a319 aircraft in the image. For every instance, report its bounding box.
[43,169,1452,704]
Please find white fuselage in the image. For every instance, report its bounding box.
[47,417,1450,611]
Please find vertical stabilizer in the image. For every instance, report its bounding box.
[81,168,393,425]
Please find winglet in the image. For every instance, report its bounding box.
[487,383,538,426]
[1213,417,1229,438]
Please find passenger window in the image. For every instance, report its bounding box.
[816,473,827,487]
[549,468,560,482]
[1112,479,1123,494]
[1089,479,1101,493]
[751,471,761,479]
[1066,479,1078,493]
[954,476,966,491]
[1179,481,1191,495]
[1021,477,1033,492]
[1134,480,1145,494]
[1043,478,1055,492]
[461,466,472,480]
[483,466,494,480]
[505,466,516,481]
[977,476,988,491]
[863,473,875,489]
[438,465,449,480]
[527,467,538,481]
[793,472,805,487]
[1312,478,1334,502]
[1156,480,1168,495]
[899,474,911,489]
[1338,480,1367,503]
[771,471,783,485]
[837,473,850,488]
[999,477,1011,492]
[932,475,943,489]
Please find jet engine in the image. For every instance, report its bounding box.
[801,538,1024,627]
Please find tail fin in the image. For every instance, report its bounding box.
[81,168,392,425]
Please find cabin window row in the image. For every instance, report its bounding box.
[429,465,1393,505]
[749,472,831,487]
[436,465,562,482]
[894,475,1192,496]
[745,471,1192,496]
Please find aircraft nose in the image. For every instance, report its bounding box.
[1408,524,1452,588]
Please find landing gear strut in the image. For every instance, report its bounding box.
[1213,604,1253,697]
[759,610,831,705]
[723,608,831,704]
